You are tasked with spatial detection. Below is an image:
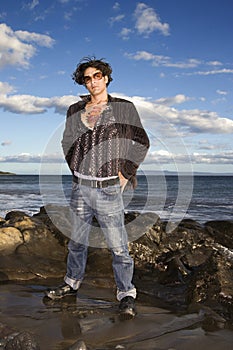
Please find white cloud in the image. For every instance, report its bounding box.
[207,61,222,66]
[216,89,228,95]
[109,14,125,26]
[110,92,233,136]
[127,51,155,61]
[0,81,77,114]
[122,94,233,134]
[0,153,64,163]
[0,82,15,94]
[199,97,206,102]
[163,58,201,69]
[190,151,233,164]
[113,2,120,11]
[119,27,133,40]
[0,94,49,114]
[155,94,191,106]
[64,12,72,21]
[197,140,228,151]
[57,70,66,75]
[15,29,55,48]
[1,149,232,166]
[185,68,233,76]
[0,23,55,69]
[134,3,170,36]
[125,51,201,69]
[145,149,233,165]
[125,50,233,78]
[27,0,39,10]
[159,106,233,134]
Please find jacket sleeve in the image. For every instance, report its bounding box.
[61,105,75,170]
[120,102,150,180]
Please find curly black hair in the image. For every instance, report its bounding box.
[72,56,113,86]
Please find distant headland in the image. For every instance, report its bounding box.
[0,171,16,175]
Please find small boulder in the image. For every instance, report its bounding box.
[0,227,23,255]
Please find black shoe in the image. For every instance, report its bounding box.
[119,296,136,320]
[44,283,77,300]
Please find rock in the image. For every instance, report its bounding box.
[205,220,233,249]
[0,209,67,281]
[0,227,23,255]
[0,216,6,224]
[4,210,31,223]
[4,331,40,350]
[68,340,88,350]
[14,216,67,261]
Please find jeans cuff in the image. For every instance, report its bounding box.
[64,276,82,290]
[117,287,137,301]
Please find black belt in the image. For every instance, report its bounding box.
[73,176,119,188]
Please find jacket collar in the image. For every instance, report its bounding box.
[80,94,114,103]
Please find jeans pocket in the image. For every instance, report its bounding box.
[101,184,121,196]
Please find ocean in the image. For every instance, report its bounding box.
[0,174,232,223]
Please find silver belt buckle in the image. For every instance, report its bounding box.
[91,180,98,188]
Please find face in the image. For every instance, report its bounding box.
[83,67,108,96]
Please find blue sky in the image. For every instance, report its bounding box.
[0,0,233,174]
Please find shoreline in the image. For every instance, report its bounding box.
[1,207,233,227]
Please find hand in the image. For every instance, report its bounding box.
[118,171,128,193]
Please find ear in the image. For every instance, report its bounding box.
[104,75,108,84]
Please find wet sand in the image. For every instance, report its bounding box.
[1,278,233,350]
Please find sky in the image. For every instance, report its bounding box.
[0,0,233,175]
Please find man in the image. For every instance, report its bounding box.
[45,57,150,319]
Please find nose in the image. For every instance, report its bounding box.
[90,79,97,86]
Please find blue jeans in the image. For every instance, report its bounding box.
[64,182,136,301]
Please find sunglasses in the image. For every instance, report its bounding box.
[83,71,103,85]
